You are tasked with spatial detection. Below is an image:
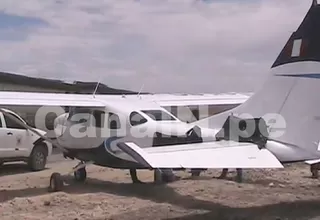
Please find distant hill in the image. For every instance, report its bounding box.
[70,81,139,94]
[0,71,143,94]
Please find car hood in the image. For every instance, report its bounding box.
[30,128,47,138]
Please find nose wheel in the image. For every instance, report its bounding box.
[74,167,87,182]
[48,161,90,192]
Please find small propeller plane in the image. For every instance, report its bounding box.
[0,91,249,189]
[0,0,320,192]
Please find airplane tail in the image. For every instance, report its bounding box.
[196,1,320,160]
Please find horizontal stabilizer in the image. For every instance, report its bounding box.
[117,141,283,169]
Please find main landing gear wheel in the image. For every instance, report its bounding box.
[190,169,207,177]
[191,169,201,177]
[48,172,64,192]
[154,169,178,184]
[74,167,87,182]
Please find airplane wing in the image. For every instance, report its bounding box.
[0,91,106,107]
[139,93,250,106]
[117,140,283,169]
[0,91,250,107]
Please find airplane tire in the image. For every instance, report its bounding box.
[190,169,207,177]
[191,169,201,177]
[162,173,173,183]
[74,167,87,182]
[154,169,175,184]
[48,172,63,192]
[154,169,163,184]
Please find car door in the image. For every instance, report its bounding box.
[0,112,15,157]
[2,112,32,157]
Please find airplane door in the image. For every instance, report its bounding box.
[2,112,31,157]
[128,111,153,147]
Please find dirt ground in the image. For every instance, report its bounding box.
[1,161,320,220]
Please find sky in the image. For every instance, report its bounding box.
[0,0,313,93]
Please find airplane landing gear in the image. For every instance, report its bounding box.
[48,172,64,192]
[190,168,207,177]
[74,167,87,182]
[129,169,145,184]
[47,161,91,192]
[154,169,179,184]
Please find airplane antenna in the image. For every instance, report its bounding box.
[137,83,144,99]
[93,77,102,98]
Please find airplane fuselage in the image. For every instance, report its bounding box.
[54,103,216,169]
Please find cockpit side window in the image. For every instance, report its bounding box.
[129,111,147,126]
[92,110,105,128]
[108,112,121,129]
[141,110,176,121]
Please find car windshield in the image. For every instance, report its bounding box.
[141,110,176,121]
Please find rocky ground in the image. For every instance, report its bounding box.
[1,160,320,220]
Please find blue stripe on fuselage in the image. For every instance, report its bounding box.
[276,73,320,78]
[104,136,123,154]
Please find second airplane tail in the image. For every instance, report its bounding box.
[196,1,320,160]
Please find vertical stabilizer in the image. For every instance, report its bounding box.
[197,2,320,161]
[313,0,318,7]
[271,0,320,71]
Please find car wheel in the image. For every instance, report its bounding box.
[28,145,48,171]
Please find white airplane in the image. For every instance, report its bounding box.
[0,92,248,187]
[0,0,319,192]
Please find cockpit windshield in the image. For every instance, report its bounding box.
[141,110,176,121]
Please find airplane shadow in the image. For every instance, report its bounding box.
[0,177,222,212]
[2,177,320,219]
[241,177,289,187]
[164,199,320,220]
[183,175,287,187]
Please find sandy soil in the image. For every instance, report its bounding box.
[1,161,320,220]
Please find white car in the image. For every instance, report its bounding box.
[0,108,52,171]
